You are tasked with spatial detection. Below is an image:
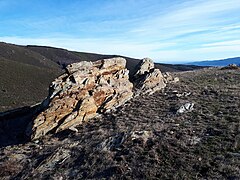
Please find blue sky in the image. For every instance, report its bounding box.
[0,0,240,63]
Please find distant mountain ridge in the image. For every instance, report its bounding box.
[187,57,240,66]
[0,41,203,112]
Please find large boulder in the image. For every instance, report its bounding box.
[133,58,166,95]
[27,57,133,140]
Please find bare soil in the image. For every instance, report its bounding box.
[0,67,239,179]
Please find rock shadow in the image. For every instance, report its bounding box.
[0,105,41,148]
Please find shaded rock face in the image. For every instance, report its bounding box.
[133,58,166,95]
[27,57,133,140]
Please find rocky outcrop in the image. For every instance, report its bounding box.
[133,58,166,95]
[27,57,173,140]
[27,57,133,140]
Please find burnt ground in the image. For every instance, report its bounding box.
[0,67,240,179]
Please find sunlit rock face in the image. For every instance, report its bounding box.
[28,57,133,140]
[27,57,172,140]
[133,58,166,95]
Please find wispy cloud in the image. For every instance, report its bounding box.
[0,36,177,59]
[0,0,240,63]
[202,40,240,47]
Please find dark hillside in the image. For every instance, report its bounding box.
[155,63,204,72]
[0,58,61,112]
[0,42,203,112]
[0,42,59,69]
[27,45,86,68]
[27,45,141,73]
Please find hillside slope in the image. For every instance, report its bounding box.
[26,45,141,75]
[0,58,61,110]
[0,42,60,69]
[0,42,62,112]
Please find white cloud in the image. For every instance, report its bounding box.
[202,40,240,47]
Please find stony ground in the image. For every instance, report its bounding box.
[0,67,240,179]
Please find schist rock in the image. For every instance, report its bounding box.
[27,57,175,139]
[27,57,133,140]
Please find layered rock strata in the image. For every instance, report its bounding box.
[28,57,170,140]
[27,58,133,139]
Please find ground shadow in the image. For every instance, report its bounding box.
[0,105,41,148]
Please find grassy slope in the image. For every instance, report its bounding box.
[26,46,84,67]
[0,43,63,112]
[0,58,61,112]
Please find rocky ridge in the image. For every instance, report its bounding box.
[28,57,170,140]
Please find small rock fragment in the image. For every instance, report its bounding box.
[175,92,192,98]
[189,136,201,145]
[177,102,195,114]
[221,64,240,70]
[99,132,127,151]
[131,130,151,143]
